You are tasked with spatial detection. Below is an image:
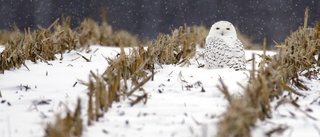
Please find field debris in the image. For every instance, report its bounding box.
[216,9,320,137]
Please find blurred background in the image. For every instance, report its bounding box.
[0,0,319,47]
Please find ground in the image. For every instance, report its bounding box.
[0,45,319,137]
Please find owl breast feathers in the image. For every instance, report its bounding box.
[204,36,246,70]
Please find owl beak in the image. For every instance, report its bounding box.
[221,32,224,36]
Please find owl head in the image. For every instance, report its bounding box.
[208,21,237,38]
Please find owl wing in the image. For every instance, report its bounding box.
[225,38,246,70]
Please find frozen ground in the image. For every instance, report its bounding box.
[0,45,319,137]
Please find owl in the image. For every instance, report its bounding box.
[204,21,246,70]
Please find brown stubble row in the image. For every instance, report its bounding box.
[0,9,139,74]
[43,17,143,136]
[217,9,320,137]
[81,24,209,128]
[77,7,139,47]
[0,17,79,73]
[45,99,83,137]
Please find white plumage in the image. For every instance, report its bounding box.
[204,21,246,70]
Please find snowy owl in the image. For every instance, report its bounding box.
[204,21,246,70]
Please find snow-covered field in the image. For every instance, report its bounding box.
[0,45,319,137]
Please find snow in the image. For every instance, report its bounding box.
[253,76,320,137]
[0,45,319,137]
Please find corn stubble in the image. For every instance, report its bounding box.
[45,99,83,137]
[0,13,140,137]
[0,14,210,136]
[81,24,209,126]
[78,7,139,47]
[0,8,138,74]
[217,9,320,137]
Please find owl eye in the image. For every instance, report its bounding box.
[216,27,220,30]
[226,28,230,30]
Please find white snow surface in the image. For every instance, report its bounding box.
[0,45,319,137]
